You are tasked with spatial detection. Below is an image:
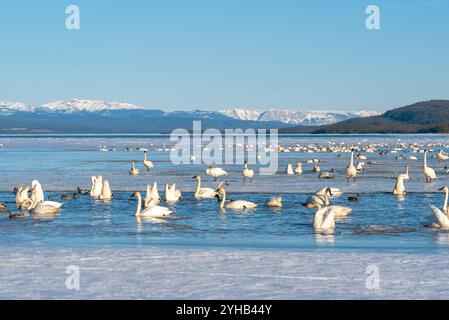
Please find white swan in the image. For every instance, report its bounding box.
[216,188,257,210]
[133,192,172,218]
[145,182,161,207]
[31,180,44,204]
[393,174,408,195]
[423,151,437,183]
[29,188,63,214]
[164,183,181,202]
[315,187,342,197]
[242,160,254,182]
[129,160,139,176]
[90,175,103,198]
[313,204,335,231]
[15,186,30,206]
[306,187,352,218]
[99,179,113,200]
[286,164,294,175]
[265,197,282,208]
[294,162,303,175]
[143,151,154,171]
[430,186,449,229]
[193,175,217,199]
[206,166,228,181]
[346,151,357,183]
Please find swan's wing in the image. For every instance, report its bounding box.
[329,205,352,216]
[431,205,449,228]
[320,208,335,229]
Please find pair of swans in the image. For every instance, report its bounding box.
[242,161,254,183]
[304,187,343,208]
[206,166,228,182]
[90,176,113,200]
[17,180,63,214]
[423,151,437,183]
[309,187,352,231]
[346,151,357,183]
[430,186,449,229]
[393,165,410,195]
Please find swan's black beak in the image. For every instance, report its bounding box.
[130,194,135,198]
[439,187,445,191]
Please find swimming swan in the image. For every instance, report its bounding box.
[145,182,161,207]
[164,183,181,202]
[29,188,63,215]
[132,191,172,218]
[216,188,257,210]
[90,175,103,198]
[193,175,217,199]
[31,180,44,204]
[423,151,437,183]
[265,197,282,208]
[129,160,139,176]
[99,179,113,200]
[313,204,335,231]
[430,186,449,229]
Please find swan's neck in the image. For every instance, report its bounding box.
[144,153,147,161]
[135,193,142,216]
[424,153,427,168]
[444,189,449,214]
[195,178,201,195]
[406,165,409,176]
[323,191,330,206]
[220,190,226,208]
[132,162,136,170]
[350,152,354,167]
[244,162,248,169]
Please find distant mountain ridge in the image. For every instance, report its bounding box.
[218,108,380,125]
[280,100,449,134]
[0,98,379,133]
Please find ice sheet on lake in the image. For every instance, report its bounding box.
[1,246,448,299]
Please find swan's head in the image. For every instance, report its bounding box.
[325,187,333,196]
[131,191,141,198]
[439,186,449,192]
[218,180,229,188]
[216,188,226,195]
[192,175,201,181]
[31,180,40,188]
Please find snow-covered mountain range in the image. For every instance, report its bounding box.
[0,98,380,126]
[218,108,381,126]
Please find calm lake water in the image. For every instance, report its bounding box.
[1,134,449,253]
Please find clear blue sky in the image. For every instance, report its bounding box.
[0,0,448,111]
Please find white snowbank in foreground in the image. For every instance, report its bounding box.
[0,246,447,299]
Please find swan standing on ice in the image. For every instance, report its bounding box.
[242,160,254,183]
[423,151,437,183]
[132,191,172,218]
[129,160,140,176]
[206,166,228,182]
[346,151,357,183]
[216,188,257,210]
[430,186,449,228]
[143,151,154,171]
[164,183,181,202]
[193,176,217,199]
